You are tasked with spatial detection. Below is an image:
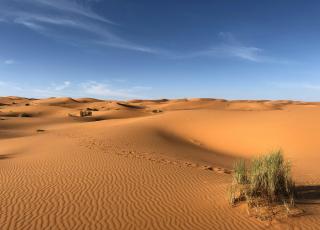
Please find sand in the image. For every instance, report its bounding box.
[1,96,320,229]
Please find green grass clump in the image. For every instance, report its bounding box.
[233,159,248,185]
[229,150,296,218]
[248,151,295,203]
[229,159,248,204]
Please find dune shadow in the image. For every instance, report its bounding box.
[296,185,320,204]
[0,154,13,160]
[117,102,145,109]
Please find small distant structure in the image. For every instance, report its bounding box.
[152,109,163,113]
[80,110,92,117]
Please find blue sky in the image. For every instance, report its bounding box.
[1,0,320,100]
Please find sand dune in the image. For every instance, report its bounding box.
[32,97,79,106]
[1,97,320,229]
[75,98,104,103]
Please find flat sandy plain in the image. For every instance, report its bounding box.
[1,96,320,229]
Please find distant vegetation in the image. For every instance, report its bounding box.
[19,113,31,117]
[152,109,163,113]
[229,150,300,220]
[80,110,92,117]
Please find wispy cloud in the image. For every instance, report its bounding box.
[0,0,156,53]
[271,81,320,91]
[303,84,320,90]
[54,81,71,91]
[0,81,22,91]
[175,32,288,63]
[28,0,115,24]
[0,80,151,99]
[94,41,160,54]
[0,2,289,62]
[81,81,131,98]
[211,46,262,62]
[208,32,266,62]
[4,59,15,65]
[13,13,119,41]
[81,81,151,98]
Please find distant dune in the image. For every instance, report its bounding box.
[1,96,320,229]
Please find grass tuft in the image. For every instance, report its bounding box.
[233,159,248,185]
[80,110,92,117]
[248,151,295,203]
[229,150,298,220]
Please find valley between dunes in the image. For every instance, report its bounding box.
[1,96,320,229]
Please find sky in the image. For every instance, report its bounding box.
[1,0,320,100]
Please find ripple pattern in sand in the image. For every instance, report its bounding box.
[0,133,317,230]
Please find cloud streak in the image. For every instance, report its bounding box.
[81,81,152,98]
[208,32,266,62]
[209,45,263,62]
[271,81,320,91]
[0,80,151,99]
[174,32,288,63]
[0,0,157,53]
[54,81,71,91]
[0,2,289,62]
[4,59,15,65]
[28,0,115,24]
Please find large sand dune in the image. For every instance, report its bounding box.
[1,97,320,229]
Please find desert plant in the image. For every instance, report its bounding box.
[229,159,249,204]
[248,151,295,203]
[229,150,296,211]
[19,113,31,117]
[152,109,163,113]
[233,159,248,185]
[80,110,92,117]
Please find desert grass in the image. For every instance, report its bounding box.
[248,151,295,203]
[19,113,31,117]
[80,110,92,117]
[229,150,301,220]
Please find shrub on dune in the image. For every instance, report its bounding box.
[80,110,92,117]
[19,113,31,117]
[233,159,248,185]
[229,159,248,204]
[248,151,295,204]
[229,150,297,220]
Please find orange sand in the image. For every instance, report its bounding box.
[1,96,320,229]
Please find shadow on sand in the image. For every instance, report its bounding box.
[0,154,16,160]
[296,185,320,204]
